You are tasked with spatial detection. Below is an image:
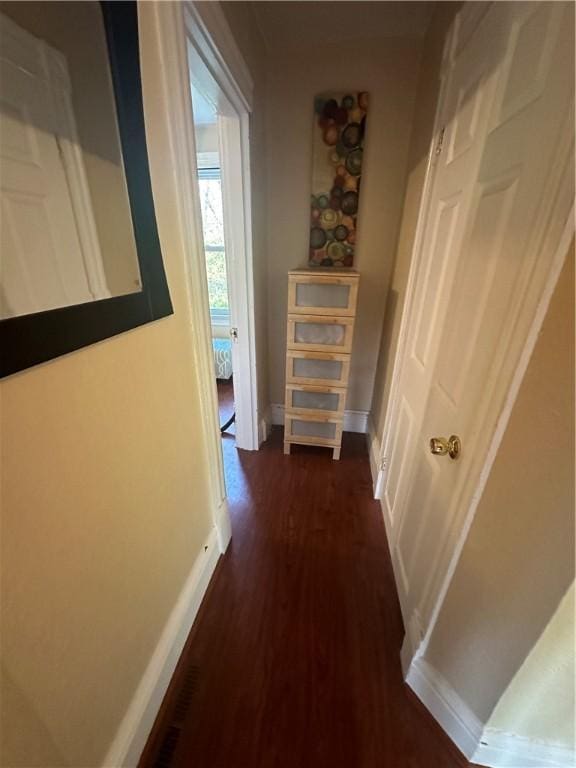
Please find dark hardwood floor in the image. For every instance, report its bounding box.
[142,428,472,768]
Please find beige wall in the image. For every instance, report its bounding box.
[0,5,215,765]
[487,581,575,747]
[370,2,459,440]
[220,1,270,425]
[1,1,141,297]
[263,35,423,412]
[425,249,575,727]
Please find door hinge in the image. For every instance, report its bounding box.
[435,126,445,156]
[229,327,238,342]
[380,456,388,472]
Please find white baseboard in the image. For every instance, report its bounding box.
[270,403,369,434]
[473,728,576,768]
[400,610,423,675]
[214,497,232,553]
[405,658,575,767]
[258,406,271,446]
[269,403,285,427]
[405,657,483,761]
[101,527,221,768]
[366,415,384,498]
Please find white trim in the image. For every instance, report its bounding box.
[473,728,576,768]
[147,1,231,552]
[218,113,259,450]
[185,2,253,113]
[101,527,220,768]
[270,403,369,434]
[406,657,576,768]
[185,3,260,451]
[344,409,369,433]
[405,658,483,761]
[259,405,272,446]
[401,610,423,674]
[366,416,384,499]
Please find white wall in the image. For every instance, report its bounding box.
[264,36,423,414]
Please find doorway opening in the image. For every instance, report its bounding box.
[191,84,236,440]
[185,8,259,465]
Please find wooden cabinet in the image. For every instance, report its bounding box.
[284,268,359,460]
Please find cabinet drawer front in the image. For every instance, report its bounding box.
[285,414,343,447]
[288,275,358,317]
[287,314,354,353]
[285,384,345,417]
[286,351,350,387]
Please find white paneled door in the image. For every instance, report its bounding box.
[382,2,574,658]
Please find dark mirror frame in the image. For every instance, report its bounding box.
[0,1,173,379]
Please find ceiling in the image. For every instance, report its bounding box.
[252,1,435,50]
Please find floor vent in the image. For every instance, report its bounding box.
[151,664,200,768]
[173,665,200,725]
[152,726,180,768]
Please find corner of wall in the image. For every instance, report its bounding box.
[404,657,483,761]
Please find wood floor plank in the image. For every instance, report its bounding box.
[142,428,473,768]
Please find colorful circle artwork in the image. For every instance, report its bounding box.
[308,91,368,267]
[341,191,358,216]
[320,208,338,228]
[327,241,347,262]
[345,148,363,177]
[334,224,349,241]
[342,123,362,149]
[310,227,327,249]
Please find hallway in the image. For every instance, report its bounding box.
[144,430,472,768]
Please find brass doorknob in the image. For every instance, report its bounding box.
[430,435,461,460]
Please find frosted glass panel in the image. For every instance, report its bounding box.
[295,283,350,309]
[291,419,337,440]
[292,357,343,381]
[294,322,345,346]
[291,390,340,411]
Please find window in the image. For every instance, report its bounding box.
[197,166,229,323]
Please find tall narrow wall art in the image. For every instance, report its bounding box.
[309,92,369,267]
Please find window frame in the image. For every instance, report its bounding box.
[197,166,230,325]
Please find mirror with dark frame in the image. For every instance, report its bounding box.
[0,1,172,378]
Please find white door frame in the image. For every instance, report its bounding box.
[185,2,260,452]
[148,1,233,553]
[377,5,575,670]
